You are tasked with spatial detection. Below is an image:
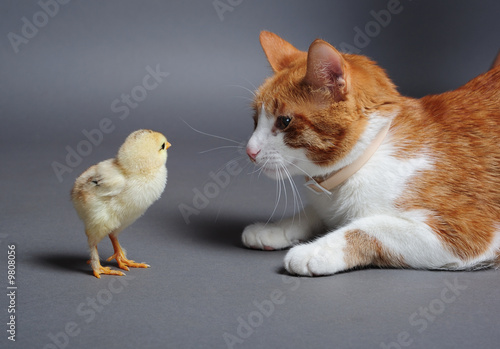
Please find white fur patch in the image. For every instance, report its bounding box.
[242,206,323,250]
[309,125,434,230]
[284,232,348,276]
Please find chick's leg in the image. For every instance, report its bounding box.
[107,234,150,271]
[89,245,125,279]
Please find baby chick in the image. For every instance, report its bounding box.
[71,129,170,278]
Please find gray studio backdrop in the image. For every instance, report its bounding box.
[1,1,500,349]
[2,1,499,148]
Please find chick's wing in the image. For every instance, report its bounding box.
[91,159,126,197]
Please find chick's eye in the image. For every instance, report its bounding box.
[275,116,292,130]
[160,142,166,151]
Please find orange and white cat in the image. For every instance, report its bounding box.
[242,31,500,276]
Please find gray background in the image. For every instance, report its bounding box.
[1,1,500,348]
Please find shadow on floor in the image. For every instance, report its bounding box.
[174,211,250,248]
[31,253,93,276]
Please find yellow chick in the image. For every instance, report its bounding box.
[71,129,170,278]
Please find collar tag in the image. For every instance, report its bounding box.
[304,178,332,195]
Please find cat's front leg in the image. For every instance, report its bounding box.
[242,206,323,250]
[285,214,459,276]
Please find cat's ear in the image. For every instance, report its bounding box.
[304,39,349,101]
[260,31,304,72]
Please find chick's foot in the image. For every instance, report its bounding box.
[108,235,150,271]
[93,265,125,279]
[107,252,150,271]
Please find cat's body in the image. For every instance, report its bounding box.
[242,31,500,276]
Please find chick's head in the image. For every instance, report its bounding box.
[117,129,170,174]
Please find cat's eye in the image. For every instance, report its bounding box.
[275,116,292,130]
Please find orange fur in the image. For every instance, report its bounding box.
[253,31,500,269]
[394,67,500,261]
[343,230,407,269]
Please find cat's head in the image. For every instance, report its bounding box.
[246,31,399,180]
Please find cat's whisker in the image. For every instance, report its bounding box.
[180,118,241,145]
[179,117,252,179]
[233,95,256,103]
[277,166,289,222]
[282,165,305,219]
[227,84,257,98]
[281,165,305,225]
[267,165,283,225]
[256,158,270,179]
[282,157,315,179]
[199,145,245,154]
[247,158,272,177]
[247,166,263,176]
[240,76,258,92]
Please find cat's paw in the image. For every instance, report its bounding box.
[242,223,296,250]
[284,240,346,276]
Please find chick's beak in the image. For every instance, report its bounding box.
[166,141,172,149]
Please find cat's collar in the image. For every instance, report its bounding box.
[304,121,391,194]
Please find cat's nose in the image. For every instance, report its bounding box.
[246,147,260,161]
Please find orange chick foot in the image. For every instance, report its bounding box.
[107,253,150,271]
[93,265,125,279]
